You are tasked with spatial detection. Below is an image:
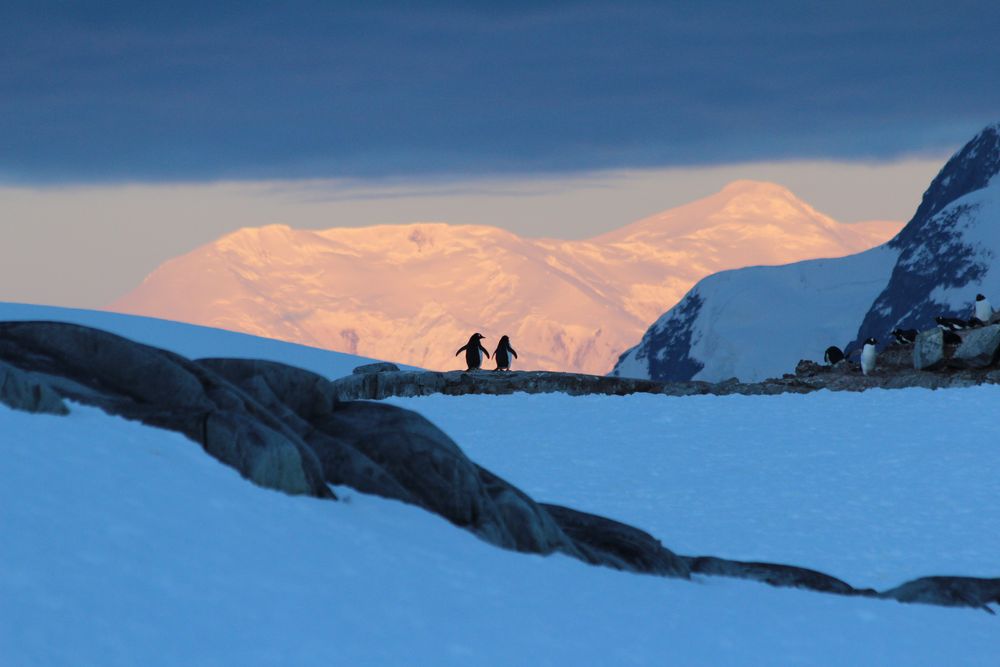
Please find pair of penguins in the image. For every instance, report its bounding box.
[823,293,994,376]
[455,333,518,371]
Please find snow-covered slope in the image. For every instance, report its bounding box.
[109,182,900,375]
[851,124,1000,346]
[0,302,388,379]
[5,388,999,666]
[614,123,1000,382]
[613,246,900,382]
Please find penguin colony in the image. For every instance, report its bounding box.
[822,292,996,375]
[455,333,519,371]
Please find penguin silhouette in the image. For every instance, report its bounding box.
[823,345,845,365]
[493,335,518,371]
[455,333,490,371]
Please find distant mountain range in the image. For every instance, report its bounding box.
[613,123,1000,383]
[110,181,901,374]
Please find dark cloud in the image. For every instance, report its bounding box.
[1,1,998,182]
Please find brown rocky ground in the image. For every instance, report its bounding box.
[333,325,1000,401]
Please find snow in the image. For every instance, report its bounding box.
[4,382,1000,664]
[617,244,901,382]
[389,389,1000,588]
[924,182,1000,313]
[0,302,395,379]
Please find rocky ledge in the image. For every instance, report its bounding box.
[2,321,997,614]
[330,328,1000,403]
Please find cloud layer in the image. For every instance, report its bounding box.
[1,1,996,181]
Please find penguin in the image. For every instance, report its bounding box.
[860,337,877,376]
[975,293,993,324]
[823,345,845,365]
[492,335,518,371]
[891,328,918,345]
[935,316,968,332]
[943,330,962,346]
[455,333,490,371]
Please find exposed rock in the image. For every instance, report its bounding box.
[330,368,713,401]
[353,362,401,374]
[912,328,945,371]
[684,556,872,597]
[0,360,68,415]
[327,357,1000,403]
[201,358,585,558]
[541,504,690,578]
[953,324,1000,368]
[199,358,412,503]
[880,576,1000,614]
[0,322,332,499]
[319,399,582,556]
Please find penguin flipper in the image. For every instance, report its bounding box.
[510,348,518,359]
[480,344,490,359]
[455,344,469,356]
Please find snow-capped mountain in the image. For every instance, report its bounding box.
[614,123,1000,383]
[851,124,1000,347]
[109,182,899,374]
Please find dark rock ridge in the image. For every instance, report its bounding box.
[0,321,676,569]
[0,358,68,415]
[2,320,996,613]
[326,344,1000,402]
[0,321,332,498]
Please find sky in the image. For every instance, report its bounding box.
[1,1,997,307]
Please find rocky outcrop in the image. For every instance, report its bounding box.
[352,362,401,374]
[330,350,1000,402]
[2,320,996,613]
[0,322,332,498]
[879,577,1000,614]
[913,328,945,370]
[330,367,710,401]
[953,324,1000,368]
[0,324,640,568]
[540,504,690,578]
[684,557,873,597]
[0,359,68,415]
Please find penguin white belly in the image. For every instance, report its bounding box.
[976,300,992,322]
[860,345,877,375]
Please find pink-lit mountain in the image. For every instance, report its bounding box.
[110,180,902,374]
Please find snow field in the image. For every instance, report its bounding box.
[388,386,1000,588]
[3,388,1000,666]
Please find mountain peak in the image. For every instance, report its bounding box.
[716,179,798,200]
[594,180,856,246]
[895,123,1000,247]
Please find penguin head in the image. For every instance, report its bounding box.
[977,294,986,301]
[471,332,485,342]
[499,335,510,345]
[865,337,877,346]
